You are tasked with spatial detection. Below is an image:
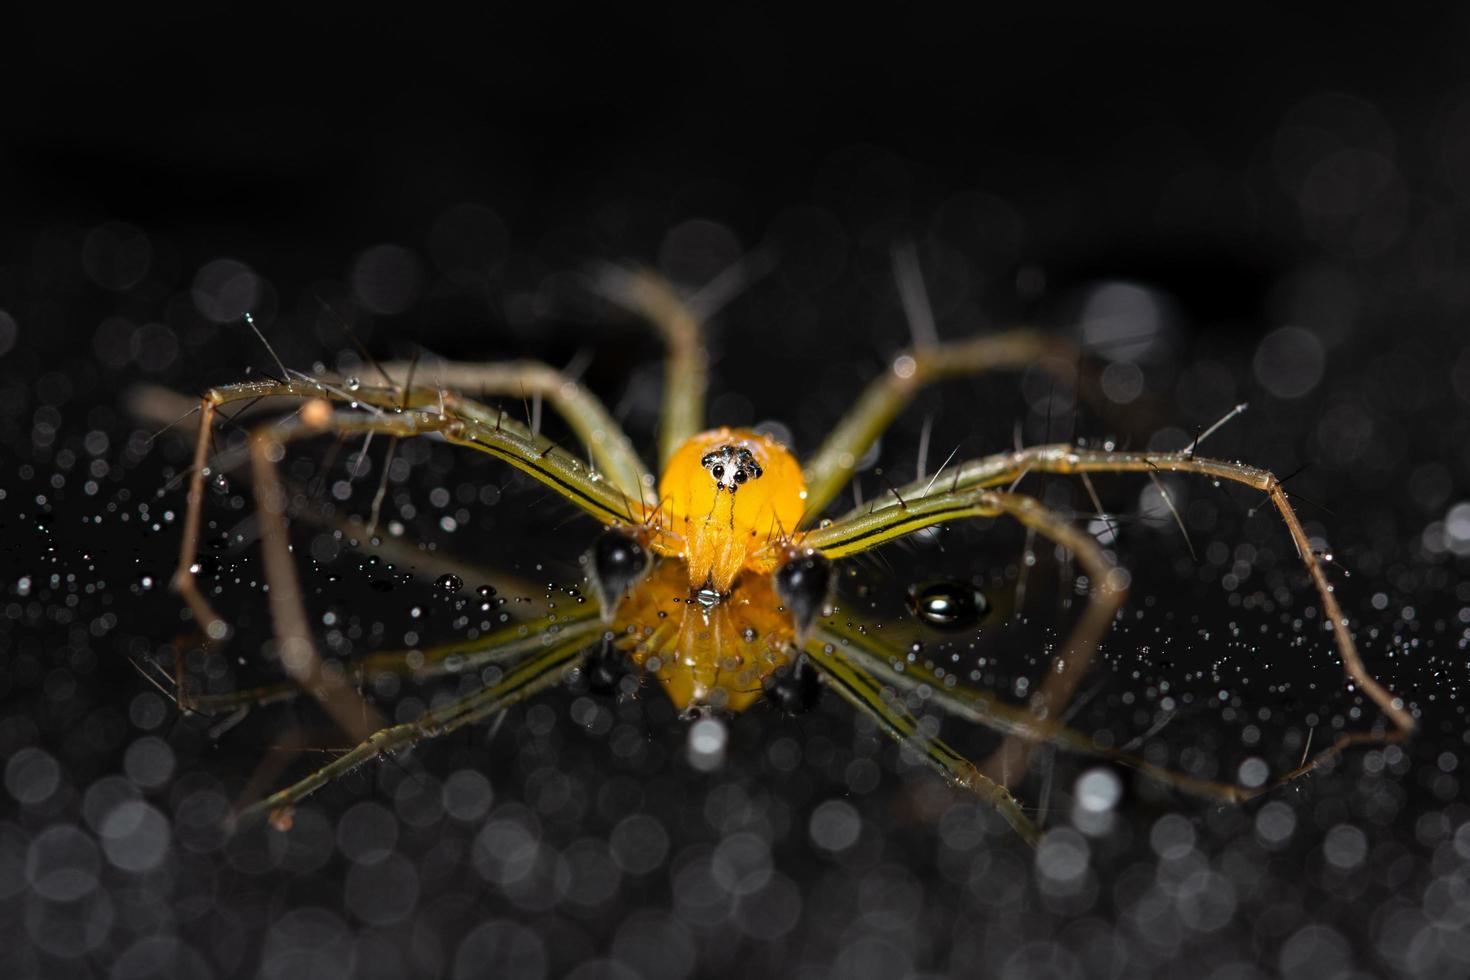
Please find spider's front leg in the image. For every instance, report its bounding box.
[591,267,711,470]
[808,446,1415,793]
[800,489,1125,794]
[376,358,655,508]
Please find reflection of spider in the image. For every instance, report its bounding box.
[167,266,1412,843]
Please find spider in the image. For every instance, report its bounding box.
[164,264,1413,844]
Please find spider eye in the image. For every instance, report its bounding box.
[734,470,747,484]
[712,465,725,480]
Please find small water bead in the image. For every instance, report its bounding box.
[435,573,464,594]
[907,581,991,629]
[477,584,498,598]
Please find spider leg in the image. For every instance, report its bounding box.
[808,447,1415,786]
[800,332,1079,518]
[592,267,708,469]
[187,604,604,716]
[815,488,1250,801]
[232,629,594,828]
[174,382,642,653]
[377,358,654,506]
[804,634,1041,845]
[815,619,1253,803]
[810,488,1122,795]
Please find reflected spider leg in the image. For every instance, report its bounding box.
[800,331,1083,517]
[816,618,1253,804]
[803,634,1041,845]
[377,358,656,506]
[233,628,597,828]
[805,488,1123,796]
[806,447,1415,792]
[816,488,1253,803]
[187,599,604,718]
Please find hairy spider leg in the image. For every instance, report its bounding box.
[185,603,603,717]
[799,331,1083,518]
[592,267,709,469]
[175,380,641,634]
[804,487,1122,791]
[232,630,595,828]
[814,487,1254,804]
[173,382,641,723]
[378,358,655,507]
[815,620,1256,805]
[806,447,1416,784]
[802,635,1041,845]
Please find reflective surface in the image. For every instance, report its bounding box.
[4,8,1470,979]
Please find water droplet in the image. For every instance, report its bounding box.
[435,573,464,594]
[476,584,497,599]
[346,377,362,391]
[907,581,990,629]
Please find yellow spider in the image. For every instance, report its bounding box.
[166,265,1412,843]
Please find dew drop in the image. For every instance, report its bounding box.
[907,581,991,629]
[434,573,464,594]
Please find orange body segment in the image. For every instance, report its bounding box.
[612,560,796,712]
[656,428,807,591]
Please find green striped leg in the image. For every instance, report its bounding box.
[591,267,708,470]
[799,332,1080,519]
[808,489,1126,789]
[378,358,655,507]
[233,631,595,828]
[189,605,604,716]
[804,635,1041,846]
[174,379,641,651]
[833,445,1416,755]
[816,619,1253,804]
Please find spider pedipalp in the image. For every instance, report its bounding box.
[763,655,821,715]
[582,525,652,620]
[774,547,833,642]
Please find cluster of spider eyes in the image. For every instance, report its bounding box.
[700,445,763,493]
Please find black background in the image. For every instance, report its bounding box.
[3,5,1470,979]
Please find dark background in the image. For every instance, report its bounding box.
[3,5,1470,979]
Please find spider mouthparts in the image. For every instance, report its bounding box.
[773,548,833,643]
[582,526,652,620]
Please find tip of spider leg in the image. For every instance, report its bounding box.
[582,526,652,621]
[774,548,833,644]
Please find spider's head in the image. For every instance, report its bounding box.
[658,428,807,593]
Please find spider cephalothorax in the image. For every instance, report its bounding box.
[658,428,805,594]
